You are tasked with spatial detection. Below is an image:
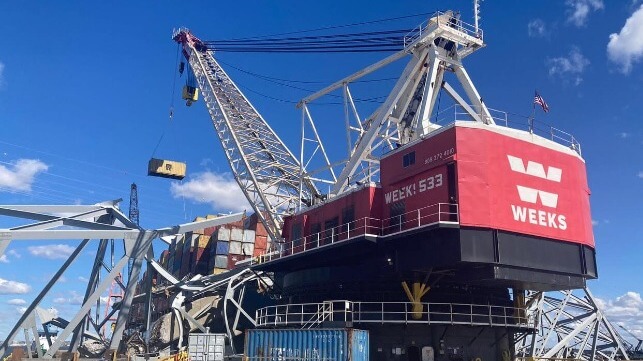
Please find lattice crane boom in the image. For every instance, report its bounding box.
[173,29,319,242]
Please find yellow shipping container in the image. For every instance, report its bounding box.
[148,158,186,180]
[197,235,210,248]
[213,268,227,275]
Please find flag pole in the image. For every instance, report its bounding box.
[529,91,536,134]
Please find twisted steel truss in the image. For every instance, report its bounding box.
[0,202,244,358]
[515,287,630,361]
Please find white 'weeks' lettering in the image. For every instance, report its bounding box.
[511,205,567,230]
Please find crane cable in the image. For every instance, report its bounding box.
[204,29,411,53]
[200,11,442,54]
[217,12,434,42]
[151,43,181,158]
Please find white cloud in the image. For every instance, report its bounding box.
[0,159,48,192]
[566,0,604,27]
[8,249,21,258]
[199,158,213,168]
[528,19,548,38]
[7,298,26,305]
[16,306,27,314]
[607,5,643,74]
[620,132,631,138]
[53,290,84,305]
[78,276,89,282]
[546,47,590,85]
[0,62,4,88]
[638,171,643,179]
[0,278,31,294]
[0,254,8,263]
[596,292,643,339]
[592,219,599,226]
[170,172,249,212]
[28,244,75,260]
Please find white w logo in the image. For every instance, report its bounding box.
[507,155,562,182]
[508,155,562,208]
[516,186,559,208]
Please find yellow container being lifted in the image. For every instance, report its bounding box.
[182,85,199,106]
[148,158,186,180]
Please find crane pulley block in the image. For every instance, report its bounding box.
[182,85,199,105]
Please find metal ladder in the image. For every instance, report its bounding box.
[302,301,334,329]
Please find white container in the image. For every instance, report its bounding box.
[230,228,243,241]
[229,241,242,255]
[242,229,256,243]
[188,333,225,361]
[242,242,254,256]
[217,227,231,242]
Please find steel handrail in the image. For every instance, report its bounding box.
[256,300,535,329]
[381,203,458,235]
[404,12,483,47]
[254,202,458,263]
[437,104,582,155]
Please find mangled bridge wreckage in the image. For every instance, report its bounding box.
[0,9,633,361]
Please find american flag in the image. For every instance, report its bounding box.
[534,91,549,113]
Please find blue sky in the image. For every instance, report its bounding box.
[0,0,642,340]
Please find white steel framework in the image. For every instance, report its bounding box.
[299,11,492,196]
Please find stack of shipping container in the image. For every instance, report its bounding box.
[210,226,253,274]
[208,213,268,274]
[130,213,272,324]
[163,213,271,279]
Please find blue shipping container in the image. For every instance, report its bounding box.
[245,329,369,361]
[216,241,230,255]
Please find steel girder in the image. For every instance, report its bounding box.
[0,203,244,358]
[515,287,630,361]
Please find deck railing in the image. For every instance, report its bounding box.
[256,300,534,329]
[404,11,483,47]
[381,203,458,235]
[434,105,582,155]
[254,203,458,263]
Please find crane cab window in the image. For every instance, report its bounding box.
[403,151,416,167]
[323,217,339,245]
[311,223,321,245]
[291,223,302,243]
[291,223,303,251]
[389,201,406,233]
[341,206,355,233]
